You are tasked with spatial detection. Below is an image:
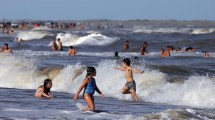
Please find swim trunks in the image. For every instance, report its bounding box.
[125,80,136,91]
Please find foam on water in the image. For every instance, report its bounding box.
[1,55,215,108]
[144,75,215,108]
[54,33,118,46]
[191,28,215,34]
[133,26,191,34]
[32,26,52,31]
[133,26,215,34]
[0,54,46,89]
[16,30,52,41]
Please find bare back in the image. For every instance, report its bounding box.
[68,49,77,55]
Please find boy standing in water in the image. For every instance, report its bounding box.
[114,58,144,101]
[74,67,103,111]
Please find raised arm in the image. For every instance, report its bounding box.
[74,78,88,101]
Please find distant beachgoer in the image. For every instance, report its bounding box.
[35,79,53,98]
[68,46,77,56]
[204,51,210,58]
[74,67,103,111]
[11,28,14,33]
[133,57,141,66]
[162,47,171,57]
[160,49,164,56]
[114,52,120,59]
[140,42,148,55]
[1,43,13,53]
[185,47,196,52]
[124,41,129,50]
[15,38,19,42]
[57,38,63,51]
[51,38,58,51]
[114,58,144,101]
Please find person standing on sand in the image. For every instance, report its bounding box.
[114,58,144,101]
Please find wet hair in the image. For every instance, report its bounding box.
[43,79,52,94]
[70,46,74,49]
[57,38,60,41]
[86,67,96,77]
[4,43,8,47]
[123,58,130,66]
[134,57,138,60]
[114,52,119,57]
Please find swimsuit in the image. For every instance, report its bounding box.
[83,78,96,95]
[125,80,136,91]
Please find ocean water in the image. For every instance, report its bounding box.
[0,20,215,119]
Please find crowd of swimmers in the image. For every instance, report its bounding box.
[51,37,77,56]
[0,37,212,112]
[123,40,211,58]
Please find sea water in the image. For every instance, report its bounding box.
[0,20,215,119]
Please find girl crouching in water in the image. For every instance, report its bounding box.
[74,67,103,111]
[35,79,53,98]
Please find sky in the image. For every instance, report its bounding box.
[0,0,214,20]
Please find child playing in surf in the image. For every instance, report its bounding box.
[35,79,53,98]
[74,67,103,111]
[114,58,144,101]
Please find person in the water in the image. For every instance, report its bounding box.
[114,52,120,59]
[67,46,77,56]
[0,43,13,53]
[51,38,58,51]
[114,58,144,101]
[35,79,53,98]
[74,67,103,111]
[123,40,129,50]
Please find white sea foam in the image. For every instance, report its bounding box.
[191,28,215,34]
[144,75,215,108]
[1,55,215,108]
[16,30,51,41]
[53,33,118,46]
[133,26,191,34]
[32,26,52,31]
[0,54,46,89]
[133,26,215,34]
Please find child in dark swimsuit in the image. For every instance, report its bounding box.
[74,67,103,111]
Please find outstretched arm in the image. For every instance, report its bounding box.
[114,67,125,71]
[74,78,88,101]
[130,67,144,74]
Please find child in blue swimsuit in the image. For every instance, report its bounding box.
[74,67,103,111]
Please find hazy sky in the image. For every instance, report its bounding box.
[0,0,214,20]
